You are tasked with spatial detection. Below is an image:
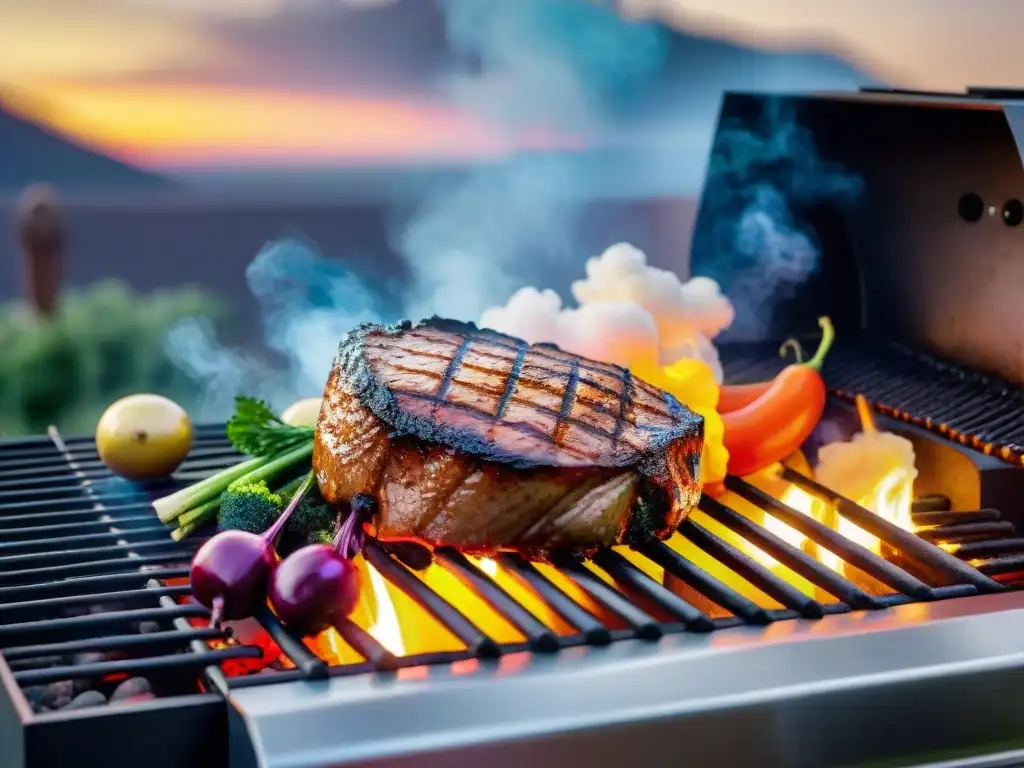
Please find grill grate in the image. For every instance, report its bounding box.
[722,339,1024,466]
[907,495,1024,583]
[0,427,263,711]
[0,423,1009,702]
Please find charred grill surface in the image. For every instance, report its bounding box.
[722,339,1024,466]
[313,318,704,557]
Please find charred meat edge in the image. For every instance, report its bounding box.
[325,317,705,556]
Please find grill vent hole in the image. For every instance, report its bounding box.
[958,193,984,223]
[1002,198,1023,227]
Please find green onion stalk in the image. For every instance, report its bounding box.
[154,396,317,537]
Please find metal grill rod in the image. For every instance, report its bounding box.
[0,566,190,601]
[781,468,1007,592]
[698,496,879,610]
[726,476,936,599]
[0,422,1008,694]
[1,628,227,661]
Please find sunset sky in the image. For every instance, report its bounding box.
[2,0,1022,170]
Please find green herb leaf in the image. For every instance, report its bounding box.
[226,395,314,456]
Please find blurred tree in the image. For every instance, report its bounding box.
[0,281,227,436]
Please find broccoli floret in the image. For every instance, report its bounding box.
[218,479,283,534]
[218,474,338,548]
[288,491,338,544]
[306,528,334,545]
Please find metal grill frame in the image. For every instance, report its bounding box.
[0,428,242,768]
[0,423,1007,714]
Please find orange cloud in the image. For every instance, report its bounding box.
[0,3,228,82]
[623,0,1024,91]
[23,82,583,167]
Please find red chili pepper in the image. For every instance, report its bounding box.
[718,339,809,413]
[721,318,834,477]
[718,382,771,413]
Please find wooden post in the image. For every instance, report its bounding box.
[16,183,63,317]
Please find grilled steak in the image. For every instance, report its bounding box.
[312,318,704,557]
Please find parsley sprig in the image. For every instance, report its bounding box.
[226,396,315,457]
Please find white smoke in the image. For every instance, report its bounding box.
[480,241,734,381]
[166,239,385,418]
[394,0,670,322]
[166,0,676,419]
[165,0,858,417]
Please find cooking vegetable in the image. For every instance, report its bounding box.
[96,394,193,480]
[217,475,336,545]
[722,317,834,478]
[171,498,220,541]
[227,396,314,456]
[154,396,315,526]
[718,339,809,413]
[649,357,728,485]
[155,441,312,525]
[281,397,323,427]
[218,479,286,534]
[289,489,339,546]
[190,473,315,625]
[718,382,771,414]
[267,496,370,634]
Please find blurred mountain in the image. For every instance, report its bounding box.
[0,0,876,200]
[0,100,172,194]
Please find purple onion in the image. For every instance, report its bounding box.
[190,473,314,625]
[267,495,370,634]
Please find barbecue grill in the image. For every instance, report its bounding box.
[5,86,1024,768]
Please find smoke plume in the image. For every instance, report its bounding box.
[166,1,863,418]
[480,242,734,382]
[165,240,387,417]
[167,0,672,419]
[398,0,670,321]
[692,99,863,338]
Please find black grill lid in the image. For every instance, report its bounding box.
[689,87,1024,389]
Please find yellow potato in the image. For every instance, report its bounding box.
[281,397,323,427]
[96,394,193,480]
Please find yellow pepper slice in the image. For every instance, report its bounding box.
[635,357,729,485]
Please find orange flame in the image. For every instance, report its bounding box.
[207,395,931,674]
[366,562,406,656]
[754,396,917,578]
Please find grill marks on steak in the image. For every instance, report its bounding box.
[364,323,691,466]
[313,318,704,556]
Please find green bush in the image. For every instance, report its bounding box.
[0,281,228,436]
